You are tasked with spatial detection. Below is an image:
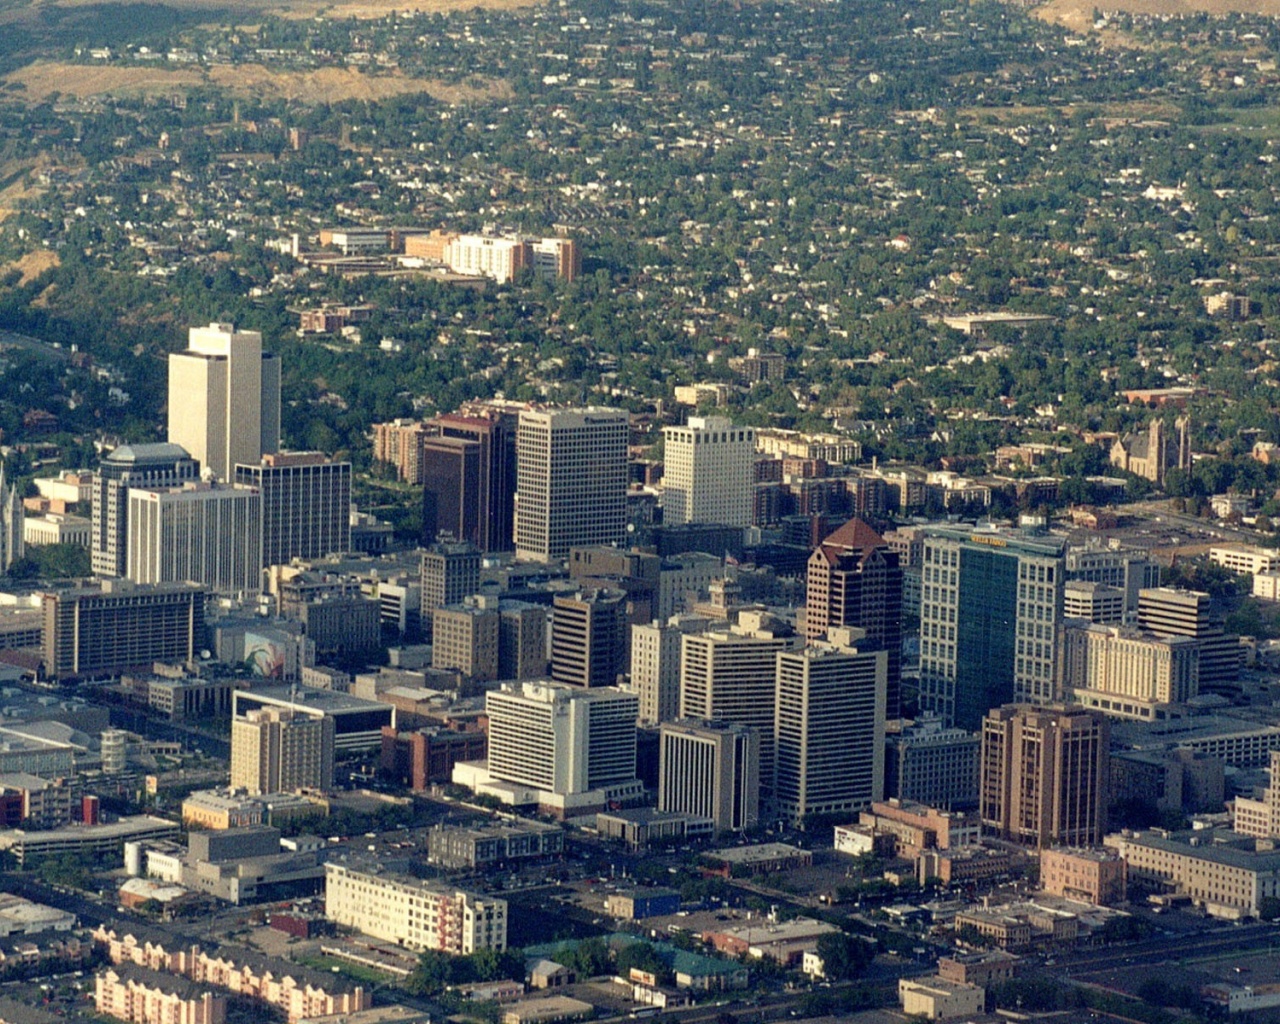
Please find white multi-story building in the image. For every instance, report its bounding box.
[127,482,262,595]
[325,863,506,953]
[453,681,641,816]
[1059,622,1200,720]
[631,615,711,724]
[680,611,797,794]
[658,720,759,833]
[1210,545,1280,577]
[774,630,887,825]
[514,408,628,562]
[168,322,280,482]
[1062,580,1126,625]
[661,417,755,527]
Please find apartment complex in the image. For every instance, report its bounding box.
[981,704,1109,848]
[325,863,507,953]
[167,322,280,482]
[95,966,226,1024]
[918,526,1067,730]
[661,416,755,527]
[514,408,628,562]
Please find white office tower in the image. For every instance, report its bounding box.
[455,681,641,817]
[631,614,712,724]
[661,416,755,527]
[514,408,628,562]
[127,482,263,595]
[168,322,281,481]
[774,629,887,825]
[679,610,797,798]
[658,720,759,833]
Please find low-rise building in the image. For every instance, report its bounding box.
[701,916,840,966]
[936,950,1021,988]
[95,965,226,1024]
[604,889,681,921]
[0,894,75,937]
[0,816,178,867]
[594,809,713,849]
[1211,546,1280,577]
[898,976,985,1020]
[1040,847,1127,905]
[426,821,563,870]
[703,843,812,877]
[325,863,506,954]
[501,996,593,1024]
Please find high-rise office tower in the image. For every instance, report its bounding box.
[92,443,200,578]
[230,706,335,795]
[167,322,281,482]
[631,615,712,724]
[680,610,796,798]
[234,452,351,567]
[515,408,628,562]
[658,720,759,833]
[1137,586,1241,692]
[483,681,638,797]
[420,539,482,613]
[661,416,755,527]
[41,580,206,681]
[127,482,262,595]
[980,704,1109,848]
[774,629,887,825]
[420,435,482,548]
[804,518,904,718]
[918,525,1066,731]
[550,589,628,688]
[424,410,518,552]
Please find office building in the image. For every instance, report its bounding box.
[1105,826,1280,919]
[426,821,563,870]
[661,416,755,527]
[92,443,200,578]
[981,704,1109,848]
[550,589,628,688]
[1138,587,1241,691]
[455,681,640,817]
[41,581,205,681]
[420,540,481,613]
[1211,545,1280,577]
[127,482,262,595]
[1231,751,1280,839]
[498,601,548,681]
[1065,544,1160,615]
[631,615,711,724]
[380,727,489,790]
[1062,581,1125,624]
[424,411,518,552]
[514,408,628,562]
[234,453,351,567]
[1058,622,1199,720]
[774,630,887,825]
[658,720,759,833]
[230,707,335,796]
[680,611,796,795]
[804,517,904,717]
[167,322,280,482]
[325,863,506,953]
[919,525,1067,731]
[884,714,980,810]
[432,597,499,681]
[232,688,393,756]
[1040,847,1126,905]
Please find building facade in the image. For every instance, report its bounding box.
[234,453,351,568]
[230,708,335,796]
[1059,622,1199,720]
[92,443,200,578]
[550,589,628,688]
[658,720,759,833]
[661,416,755,528]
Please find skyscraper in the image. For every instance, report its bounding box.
[127,482,263,595]
[980,704,1109,848]
[92,443,200,578]
[550,588,628,689]
[680,610,796,798]
[167,322,280,481]
[420,435,482,548]
[918,525,1066,731]
[230,706,335,795]
[804,518,904,717]
[425,410,518,552]
[234,452,351,567]
[774,629,887,825]
[514,408,628,562]
[661,416,755,527]
[658,720,760,833]
[631,615,712,724]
